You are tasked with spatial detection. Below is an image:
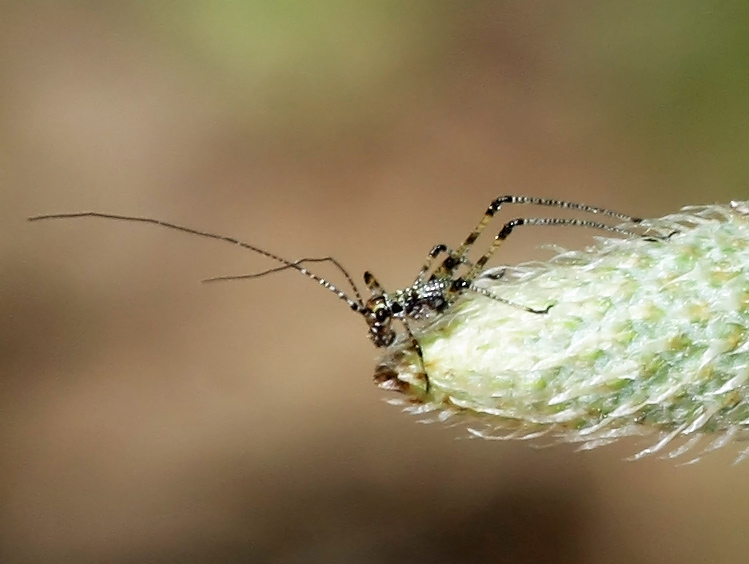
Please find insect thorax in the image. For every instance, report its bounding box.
[392,278,452,321]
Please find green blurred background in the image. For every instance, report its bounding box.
[4,2,749,563]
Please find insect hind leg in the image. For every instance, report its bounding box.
[466,216,641,279]
[434,195,642,280]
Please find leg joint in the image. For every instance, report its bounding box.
[498,218,525,240]
[429,243,448,258]
[487,195,515,216]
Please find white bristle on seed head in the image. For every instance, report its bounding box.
[376,202,749,462]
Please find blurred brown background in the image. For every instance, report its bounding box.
[4,2,749,563]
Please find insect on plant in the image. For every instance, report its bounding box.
[30,197,749,462]
[28,196,641,387]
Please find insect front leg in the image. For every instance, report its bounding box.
[400,318,430,394]
[372,321,430,398]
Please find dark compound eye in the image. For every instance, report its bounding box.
[374,307,390,323]
[390,303,403,314]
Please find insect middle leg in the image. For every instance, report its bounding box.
[414,243,474,284]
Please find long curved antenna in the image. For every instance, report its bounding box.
[28,212,364,311]
[202,256,363,305]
